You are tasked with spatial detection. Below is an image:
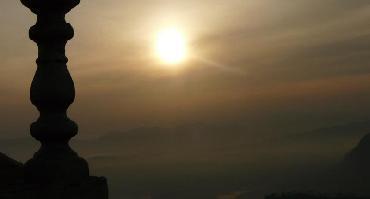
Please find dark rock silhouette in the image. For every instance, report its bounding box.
[259,131,370,199]
[345,133,370,169]
[0,0,107,198]
[265,193,369,199]
[342,133,370,190]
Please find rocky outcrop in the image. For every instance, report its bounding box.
[339,133,370,195]
[344,133,370,172]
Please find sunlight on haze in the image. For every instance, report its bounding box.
[155,27,188,65]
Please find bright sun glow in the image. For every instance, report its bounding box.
[155,28,187,65]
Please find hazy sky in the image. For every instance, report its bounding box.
[1,0,370,138]
[2,2,370,198]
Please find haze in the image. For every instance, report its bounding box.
[0,0,370,198]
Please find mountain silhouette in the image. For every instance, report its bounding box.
[344,133,370,171]
[327,133,370,195]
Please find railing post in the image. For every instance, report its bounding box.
[20,0,108,198]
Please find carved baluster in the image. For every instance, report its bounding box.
[20,0,89,183]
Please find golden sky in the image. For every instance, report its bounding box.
[0,0,370,137]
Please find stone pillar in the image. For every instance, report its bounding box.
[20,0,108,198]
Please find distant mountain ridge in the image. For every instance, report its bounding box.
[286,120,370,140]
[1,120,370,163]
[305,120,370,138]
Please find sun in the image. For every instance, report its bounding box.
[155,28,187,65]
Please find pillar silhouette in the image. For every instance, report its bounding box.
[20,0,108,198]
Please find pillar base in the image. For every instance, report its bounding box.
[24,144,89,184]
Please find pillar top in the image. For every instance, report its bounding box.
[20,0,80,14]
